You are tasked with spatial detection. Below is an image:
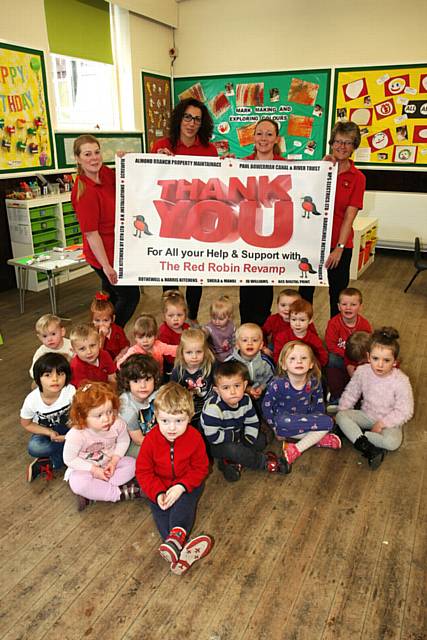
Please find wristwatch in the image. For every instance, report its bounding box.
[336,243,345,249]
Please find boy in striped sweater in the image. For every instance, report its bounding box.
[200,361,290,482]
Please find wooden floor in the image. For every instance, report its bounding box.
[0,250,426,640]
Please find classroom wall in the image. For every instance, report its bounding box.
[174,0,427,249]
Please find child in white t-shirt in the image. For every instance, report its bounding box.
[29,314,73,379]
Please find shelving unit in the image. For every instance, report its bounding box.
[6,193,91,292]
[350,215,378,280]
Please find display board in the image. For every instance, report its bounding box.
[333,64,427,166]
[55,131,144,168]
[0,42,54,173]
[141,71,172,152]
[115,154,336,288]
[174,70,330,160]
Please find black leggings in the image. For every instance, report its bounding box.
[239,286,273,326]
[299,248,352,318]
[92,266,140,328]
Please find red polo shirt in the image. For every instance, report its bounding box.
[151,136,218,157]
[332,160,366,249]
[71,165,116,269]
[70,349,116,388]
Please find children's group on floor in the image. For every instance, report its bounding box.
[19,286,414,574]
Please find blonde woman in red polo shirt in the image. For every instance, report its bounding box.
[152,98,217,323]
[300,121,366,317]
[72,135,140,328]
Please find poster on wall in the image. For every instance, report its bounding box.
[0,42,54,173]
[333,64,427,166]
[114,154,337,288]
[141,72,172,152]
[55,132,144,168]
[173,70,330,160]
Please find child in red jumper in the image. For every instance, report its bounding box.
[136,382,212,575]
[158,290,190,379]
[70,324,116,388]
[273,299,327,367]
[262,289,301,358]
[90,292,130,362]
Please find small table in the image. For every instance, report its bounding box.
[7,249,87,315]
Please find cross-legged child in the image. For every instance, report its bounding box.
[136,382,213,575]
[325,287,372,403]
[201,361,290,482]
[29,314,73,379]
[70,324,116,388]
[171,328,214,429]
[90,291,129,361]
[64,382,137,510]
[116,314,177,375]
[228,323,275,403]
[336,327,414,469]
[262,341,341,468]
[117,354,161,457]
[273,299,327,367]
[20,353,75,481]
[262,288,301,358]
[203,295,236,362]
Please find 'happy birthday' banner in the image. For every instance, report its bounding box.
[115,154,336,287]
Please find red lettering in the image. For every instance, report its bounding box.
[0,66,8,83]
[153,200,193,238]
[240,200,293,248]
[258,175,292,206]
[228,176,257,203]
[188,201,239,243]
[198,178,227,201]
[157,180,177,201]
[176,178,204,201]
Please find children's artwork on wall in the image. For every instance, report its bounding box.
[333,64,427,166]
[141,72,172,152]
[55,132,144,168]
[174,70,331,160]
[0,42,54,173]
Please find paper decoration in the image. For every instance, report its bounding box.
[384,75,409,96]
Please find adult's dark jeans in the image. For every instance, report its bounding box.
[299,248,353,318]
[210,432,267,470]
[92,266,140,328]
[239,286,273,326]
[148,483,204,540]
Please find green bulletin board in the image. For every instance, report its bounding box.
[174,69,331,160]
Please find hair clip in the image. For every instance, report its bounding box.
[81,384,92,392]
[95,291,109,301]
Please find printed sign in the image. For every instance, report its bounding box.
[115,154,337,288]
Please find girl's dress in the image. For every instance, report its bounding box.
[262,376,333,438]
[63,417,135,501]
[119,390,157,457]
[204,320,235,362]
[171,367,213,427]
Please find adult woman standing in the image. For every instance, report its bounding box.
[239,118,283,326]
[72,135,140,327]
[300,121,366,318]
[152,98,217,322]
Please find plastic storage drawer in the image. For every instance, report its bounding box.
[30,205,57,220]
[62,202,75,213]
[31,218,56,233]
[33,229,58,247]
[63,212,78,225]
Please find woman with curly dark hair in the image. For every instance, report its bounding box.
[151,98,218,321]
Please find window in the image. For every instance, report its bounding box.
[51,54,120,130]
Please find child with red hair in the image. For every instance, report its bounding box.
[63,382,137,510]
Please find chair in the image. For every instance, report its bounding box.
[404,237,427,292]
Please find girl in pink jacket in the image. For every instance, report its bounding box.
[336,327,413,469]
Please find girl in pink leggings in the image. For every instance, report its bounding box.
[63,382,137,510]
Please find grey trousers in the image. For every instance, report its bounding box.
[335,409,402,451]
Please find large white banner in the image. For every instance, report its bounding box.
[115,154,337,287]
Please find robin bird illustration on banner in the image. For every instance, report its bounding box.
[133,215,153,238]
[301,196,321,219]
[299,257,317,279]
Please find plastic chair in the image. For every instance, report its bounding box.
[404,237,427,292]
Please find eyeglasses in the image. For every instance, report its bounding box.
[182,113,202,124]
[333,139,354,147]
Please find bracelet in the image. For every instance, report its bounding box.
[336,243,345,249]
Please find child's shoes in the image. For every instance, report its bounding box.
[316,433,342,449]
[264,451,291,475]
[27,457,53,482]
[170,534,213,575]
[282,442,301,465]
[218,458,242,482]
[119,480,142,500]
[159,526,187,564]
[76,495,92,512]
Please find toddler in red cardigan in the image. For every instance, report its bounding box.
[136,382,213,575]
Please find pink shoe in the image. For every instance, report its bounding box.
[170,534,213,575]
[316,433,342,449]
[282,442,301,464]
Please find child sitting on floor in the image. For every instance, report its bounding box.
[262,288,301,358]
[29,314,73,379]
[21,353,75,481]
[136,382,213,575]
[70,324,116,388]
[90,291,129,361]
[64,382,137,510]
[273,299,327,367]
[203,295,236,362]
[345,330,371,378]
[227,323,274,402]
[201,361,290,482]
[116,314,177,374]
[262,341,341,468]
[117,354,161,458]
[158,290,190,377]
